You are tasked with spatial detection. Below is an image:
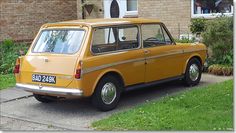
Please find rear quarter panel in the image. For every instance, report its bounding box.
[80,50,145,96]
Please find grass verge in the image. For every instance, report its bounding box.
[92,80,233,131]
[0,74,15,90]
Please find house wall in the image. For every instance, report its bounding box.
[0,0,192,41]
[138,0,192,38]
[77,0,104,19]
[77,0,191,38]
[0,0,77,42]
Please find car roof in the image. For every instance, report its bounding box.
[42,18,161,28]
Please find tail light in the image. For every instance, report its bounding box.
[14,58,20,74]
[75,61,82,79]
[75,69,81,79]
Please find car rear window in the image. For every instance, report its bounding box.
[33,29,85,54]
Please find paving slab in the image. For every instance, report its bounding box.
[0,88,32,103]
[0,74,233,131]
[0,116,66,131]
[201,74,233,84]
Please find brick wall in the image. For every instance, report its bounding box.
[77,0,104,19]
[0,0,191,41]
[138,0,192,38]
[0,0,77,42]
[76,0,191,39]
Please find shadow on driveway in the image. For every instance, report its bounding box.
[31,79,188,114]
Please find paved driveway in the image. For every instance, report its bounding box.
[0,74,233,131]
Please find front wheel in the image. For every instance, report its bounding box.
[91,75,122,111]
[183,58,202,86]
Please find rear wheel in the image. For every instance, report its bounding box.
[92,75,122,111]
[33,94,56,103]
[183,58,202,86]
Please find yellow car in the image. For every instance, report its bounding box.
[15,18,207,111]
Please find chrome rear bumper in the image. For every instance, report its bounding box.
[16,83,83,96]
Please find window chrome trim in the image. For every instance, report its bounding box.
[90,24,142,56]
[16,83,83,96]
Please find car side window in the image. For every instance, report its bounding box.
[117,26,139,50]
[142,24,172,48]
[92,25,139,54]
[92,27,116,53]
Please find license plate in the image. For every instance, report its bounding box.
[32,74,56,84]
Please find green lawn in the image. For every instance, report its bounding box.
[0,74,15,90]
[92,80,233,131]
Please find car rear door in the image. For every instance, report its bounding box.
[83,25,146,87]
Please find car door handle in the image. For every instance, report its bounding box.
[144,50,150,54]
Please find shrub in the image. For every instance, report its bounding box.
[190,18,206,34]
[202,16,233,66]
[208,64,233,76]
[0,39,29,74]
[175,38,196,43]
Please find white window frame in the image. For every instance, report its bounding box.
[124,0,138,17]
[191,0,234,18]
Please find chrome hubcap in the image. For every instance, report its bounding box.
[101,82,117,105]
[189,64,199,81]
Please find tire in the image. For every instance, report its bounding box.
[33,94,56,103]
[183,58,202,86]
[91,75,122,111]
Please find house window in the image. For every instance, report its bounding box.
[191,0,233,18]
[124,0,138,17]
[127,0,137,11]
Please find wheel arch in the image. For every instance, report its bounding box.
[91,69,125,95]
[183,54,203,74]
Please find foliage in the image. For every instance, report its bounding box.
[190,18,206,34]
[202,16,233,66]
[175,37,196,43]
[208,64,233,76]
[92,80,233,131]
[0,74,15,90]
[0,39,29,74]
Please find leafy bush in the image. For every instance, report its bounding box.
[190,18,206,34]
[202,16,233,66]
[0,39,29,74]
[175,38,196,43]
[208,64,233,76]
